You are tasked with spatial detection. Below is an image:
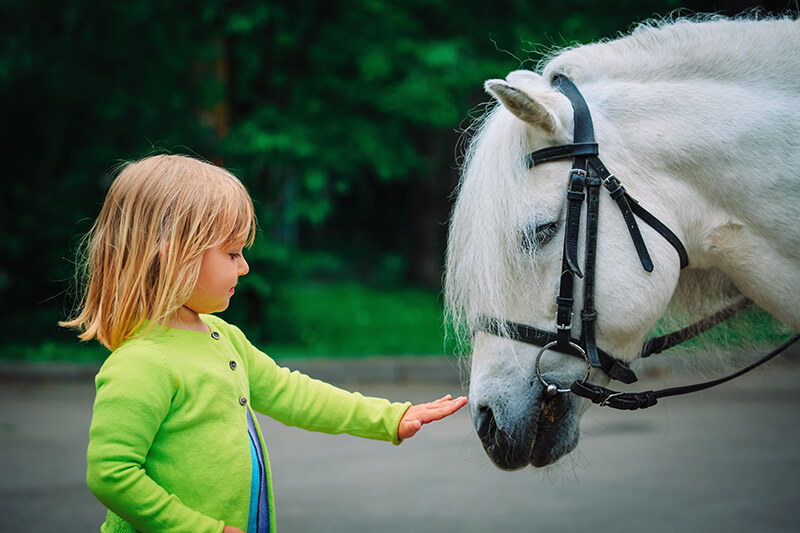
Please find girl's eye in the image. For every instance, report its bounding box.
[229,252,241,259]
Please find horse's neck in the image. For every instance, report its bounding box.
[546,18,800,89]
[584,74,800,331]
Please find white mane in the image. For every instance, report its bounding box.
[445,16,799,351]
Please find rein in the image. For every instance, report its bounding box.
[480,75,800,410]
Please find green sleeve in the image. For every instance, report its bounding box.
[86,347,224,533]
[219,321,411,445]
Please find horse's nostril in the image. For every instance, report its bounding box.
[475,405,498,447]
[475,404,523,468]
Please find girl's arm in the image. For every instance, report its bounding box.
[226,320,466,443]
[251,358,412,443]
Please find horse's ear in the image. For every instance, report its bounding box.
[485,79,557,134]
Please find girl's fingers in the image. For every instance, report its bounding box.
[398,396,468,439]
[423,396,467,420]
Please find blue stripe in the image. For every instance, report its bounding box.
[246,409,269,533]
[247,437,259,533]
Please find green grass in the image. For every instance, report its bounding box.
[266,282,453,358]
[1,338,110,363]
[648,305,792,351]
[1,282,453,362]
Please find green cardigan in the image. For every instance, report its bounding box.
[86,315,411,533]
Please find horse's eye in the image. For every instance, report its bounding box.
[521,221,559,252]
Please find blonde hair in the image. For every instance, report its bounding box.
[61,154,256,350]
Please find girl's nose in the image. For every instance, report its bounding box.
[238,257,249,276]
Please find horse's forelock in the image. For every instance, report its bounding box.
[445,105,542,346]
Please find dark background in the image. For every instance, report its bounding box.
[2,0,794,359]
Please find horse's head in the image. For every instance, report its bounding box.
[446,70,683,469]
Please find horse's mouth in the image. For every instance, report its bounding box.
[529,394,580,467]
[475,390,581,469]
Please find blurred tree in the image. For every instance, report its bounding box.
[1,0,228,345]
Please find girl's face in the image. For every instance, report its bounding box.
[184,243,249,315]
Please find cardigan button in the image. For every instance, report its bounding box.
[239,396,247,406]
[229,360,237,370]
[211,331,220,340]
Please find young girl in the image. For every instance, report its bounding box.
[61,154,466,533]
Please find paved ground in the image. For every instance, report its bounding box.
[2,354,800,532]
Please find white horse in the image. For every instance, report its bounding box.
[445,16,800,470]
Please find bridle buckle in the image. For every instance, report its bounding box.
[569,168,588,180]
[602,173,617,187]
[599,391,625,407]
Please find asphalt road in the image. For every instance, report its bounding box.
[2,355,799,533]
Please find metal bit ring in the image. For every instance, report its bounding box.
[535,341,592,398]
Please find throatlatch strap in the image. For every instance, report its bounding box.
[602,174,654,272]
[628,200,689,269]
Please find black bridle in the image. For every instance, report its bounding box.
[480,75,800,410]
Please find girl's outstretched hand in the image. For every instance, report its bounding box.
[398,394,468,440]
